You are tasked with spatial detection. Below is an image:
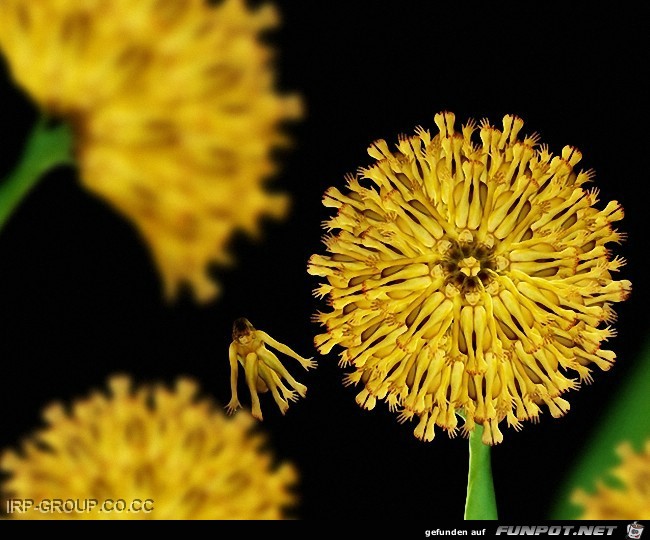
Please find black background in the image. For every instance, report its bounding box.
[0,1,648,521]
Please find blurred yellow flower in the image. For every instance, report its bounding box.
[308,112,631,445]
[0,0,301,302]
[572,441,650,519]
[0,375,298,519]
[227,317,317,421]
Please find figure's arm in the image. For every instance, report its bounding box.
[258,330,317,370]
[225,342,242,414]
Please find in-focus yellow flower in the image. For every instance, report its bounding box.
[0,375,298,519]
[0,0,301,302]
[572,441,650,519]
[308,112,631,445]
[227,317,317,421]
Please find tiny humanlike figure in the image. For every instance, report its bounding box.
[226,318,317,420]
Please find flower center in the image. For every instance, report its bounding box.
[442,239,497,294]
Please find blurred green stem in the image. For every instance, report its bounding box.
[0,117,74,231]
[551,340,650,519]
[465,425,498,519]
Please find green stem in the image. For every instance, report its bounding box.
[465,425,498,520]
[0,117,74,231]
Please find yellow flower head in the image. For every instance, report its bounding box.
[227,317,317,421]
[0,375,298,519]
[572,441,650,519]
[0,0,302,302]
[308,112,631,445]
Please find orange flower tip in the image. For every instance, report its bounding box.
[355,389,376,410]
[313,332,330,348]
[322,188,343,208]
[0,450,18,470]
[620,280,633,300]
[603,200,625,217]
[282,93,304,119]
[413,414,431,441]
[42,403,66,424]
[570,489,589,506]
[433,111,456,137]
[265,192,291,220]
[481,421,504,446]
[107,374,132,397]
[545,397,570,418]
[306,265,322,280]
[366,139,392,161]
[413,428,426,442]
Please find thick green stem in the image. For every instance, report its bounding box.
[0,117,74,231]
[465,425,498,520]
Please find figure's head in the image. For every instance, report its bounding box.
[232,318,255,344]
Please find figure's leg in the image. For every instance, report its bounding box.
[258,348,307,397]
[256,376,270,393]
[244,352,263,420]
[270,370,298,402]
[259,365,289,415]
